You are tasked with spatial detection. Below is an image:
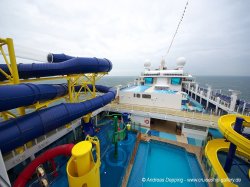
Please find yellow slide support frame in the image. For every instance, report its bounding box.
[205,114,250,187]
[0,37,28,153]
[0,37,108,156]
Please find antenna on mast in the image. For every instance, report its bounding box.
[164,0,189,58]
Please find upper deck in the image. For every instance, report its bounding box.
[119,58,203,111]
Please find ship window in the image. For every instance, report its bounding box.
[136,94,140,98]
[155,86,168,91]
[171,77,181,85]
[142,94,151,99]
[144,73,160,76]
[144,77,153,84]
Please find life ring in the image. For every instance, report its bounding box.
[144,119,149,124]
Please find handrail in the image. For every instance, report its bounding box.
[108,103,219,123]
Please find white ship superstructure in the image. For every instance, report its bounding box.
[113,57,250,141]
[119,58,192,110]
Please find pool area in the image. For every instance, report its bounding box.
[189,98,203,112]
[147,129,204,147]
[148,130,177,141]
[123,85,151,93]
[128,140,207,187]
[187,137,204,147]
[122,85,178,95]
[132,125,150,134]
[181,97,205,112]
[153,89,177,94]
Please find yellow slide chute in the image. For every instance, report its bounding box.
[218,115,250,154]
[205,114,250,187]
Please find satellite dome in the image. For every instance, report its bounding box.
[176,57,186,67]
[144,59,151,68]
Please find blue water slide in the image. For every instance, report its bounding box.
[0,83,68,112]
[0,54,115,153]
[0,86,116,153]
[0,57,112,81]
[0,83,112,112]
[47,53,74,63]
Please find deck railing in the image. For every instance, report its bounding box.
[107,103,219,123]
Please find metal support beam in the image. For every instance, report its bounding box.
[224,117,244,172]
[6,38,19,84]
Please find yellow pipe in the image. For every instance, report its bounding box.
[6,38,19,84]
[71,75,81,85]
[67,137,100,187]
[67,77,73,103]
[75,85,84,100]
[27,96,66,110]
[0,38,7,43]
[88,136,100,159]
[0,112,9,120]
[92,74,96,98]
[1,111,17,119]
[83,74,92,83]
[0,46,13,75]
[85,85,94,97]
[15,147,25,154]
[71,141,92,176]
[17,107,25,116]
[95,72,107,82]
[83,114,91,123]
[4,38,29,150]
[0,68,12,81]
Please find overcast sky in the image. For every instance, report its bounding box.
[0,0,250,76]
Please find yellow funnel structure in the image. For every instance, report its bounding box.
[67,136,101,187]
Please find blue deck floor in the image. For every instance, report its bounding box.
[100,132,136,187]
